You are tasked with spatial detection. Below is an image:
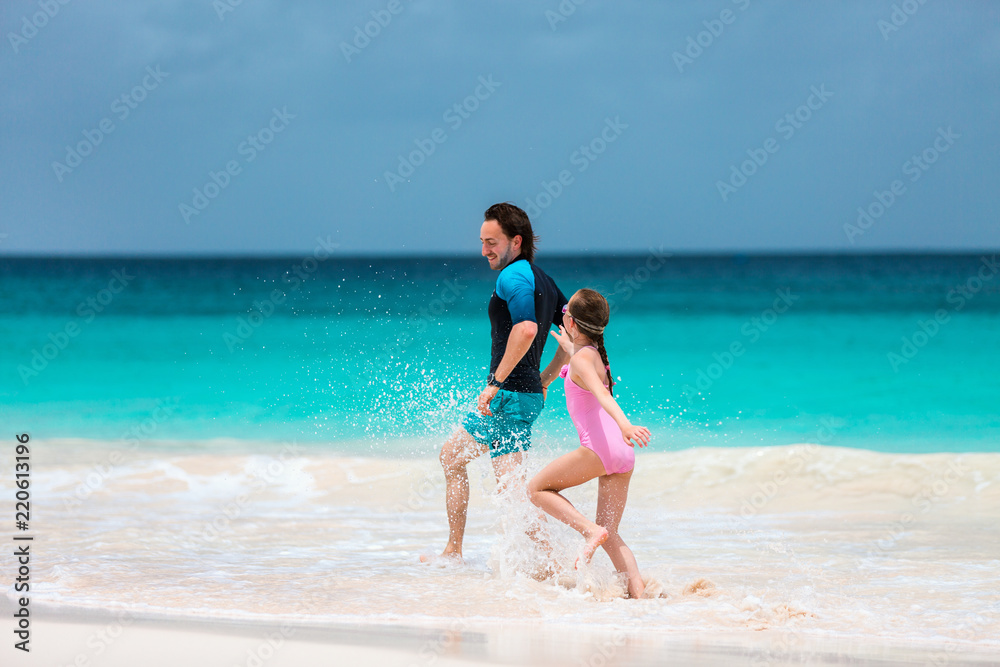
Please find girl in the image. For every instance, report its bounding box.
[528,288,651,599]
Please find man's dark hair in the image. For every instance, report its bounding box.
[484,202,539,263]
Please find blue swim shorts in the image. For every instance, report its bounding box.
[462,390,545,458]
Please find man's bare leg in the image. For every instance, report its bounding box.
[490,450,525,496]
[421,428,487,562]
[492,450,554,568]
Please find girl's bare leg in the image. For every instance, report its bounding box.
[596,472,645,599]
[528,448,609,562]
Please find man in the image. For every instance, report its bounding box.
[423,202,570,562]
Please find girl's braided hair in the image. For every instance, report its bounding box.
[567,288,614,395]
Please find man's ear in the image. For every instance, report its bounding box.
[512,235,522,252]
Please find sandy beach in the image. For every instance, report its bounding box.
[5,602,1000,667]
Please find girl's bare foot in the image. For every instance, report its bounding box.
[575,526,608,569]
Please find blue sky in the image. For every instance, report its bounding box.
[1,0,997,255]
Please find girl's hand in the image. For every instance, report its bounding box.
[621,424,651,448]
[550,325,575,356]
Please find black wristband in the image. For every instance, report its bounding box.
[487,373,504,389]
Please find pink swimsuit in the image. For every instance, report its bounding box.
[560,352,635,475]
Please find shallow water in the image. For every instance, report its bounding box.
[6,439,998,650]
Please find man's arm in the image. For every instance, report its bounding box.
[477,321,536,415]
[494,321,537,383]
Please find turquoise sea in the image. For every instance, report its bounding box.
[4,253,1000,651]
[2,253,998,453]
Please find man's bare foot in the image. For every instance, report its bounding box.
[529,557,565,581]
[575,527,608,569]
[420,547,462,564]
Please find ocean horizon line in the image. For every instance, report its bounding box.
[1,248,997,262]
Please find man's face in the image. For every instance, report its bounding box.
[480,220,520,271]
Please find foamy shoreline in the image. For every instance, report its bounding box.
[23,438,1000,515]
[5,440,999,662]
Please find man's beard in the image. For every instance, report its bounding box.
[495,247,517,269]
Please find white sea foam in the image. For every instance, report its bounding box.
[3,440,999,648]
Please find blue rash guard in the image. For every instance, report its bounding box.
[488,258,568,394]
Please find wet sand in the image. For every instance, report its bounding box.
[7,602,1000,667]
